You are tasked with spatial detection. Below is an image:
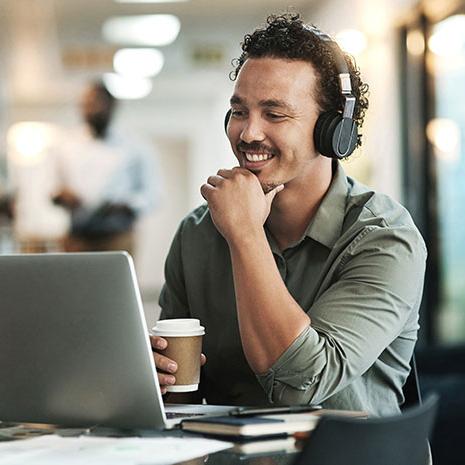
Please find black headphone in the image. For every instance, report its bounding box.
[224,25,358,160]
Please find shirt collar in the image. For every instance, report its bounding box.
[304,161,349,249]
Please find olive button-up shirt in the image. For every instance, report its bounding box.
[159,162,426,415]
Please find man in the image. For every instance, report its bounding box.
[151,13,426,415]
[52,79,157,254]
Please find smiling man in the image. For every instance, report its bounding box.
[152,13,426,415]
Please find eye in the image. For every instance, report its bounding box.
[231,109,247,118]
[266,112,286,121]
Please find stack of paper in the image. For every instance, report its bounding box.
[0,434,233,465]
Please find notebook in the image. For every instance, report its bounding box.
[181,412,321,438]
[0,252,233,430]
[181,409,368,439]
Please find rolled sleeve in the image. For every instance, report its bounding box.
[256,325,326,404]
[257,224,426,405]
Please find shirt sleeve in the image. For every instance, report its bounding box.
[158,221,190,320]
[256,224,427,405]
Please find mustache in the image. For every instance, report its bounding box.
[236,141,279,156]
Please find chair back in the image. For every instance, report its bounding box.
[403,353,422,409]
[292,394,438,465]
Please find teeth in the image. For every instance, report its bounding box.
[245,152,273,162]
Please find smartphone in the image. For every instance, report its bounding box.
[229,404,322,417]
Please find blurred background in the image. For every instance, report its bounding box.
[0,1,465,459]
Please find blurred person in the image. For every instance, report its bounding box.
[151,13,426,415]
[52,79,158,255]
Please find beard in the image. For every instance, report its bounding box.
[261,181,281,194]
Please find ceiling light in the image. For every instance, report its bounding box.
[335,29,367,56]
[114,48,164,78]
[102,15,180,47]
[103,73,153,99]
[428,15,465,56]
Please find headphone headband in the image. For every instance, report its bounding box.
[304,25,356,120]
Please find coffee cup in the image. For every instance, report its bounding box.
[151,319,205,392]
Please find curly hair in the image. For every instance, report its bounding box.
[230,13,369,147]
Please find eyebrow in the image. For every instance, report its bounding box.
[230,95,297,113]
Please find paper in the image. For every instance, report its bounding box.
[0,434,233,465]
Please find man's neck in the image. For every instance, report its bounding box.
[266,159,333,251]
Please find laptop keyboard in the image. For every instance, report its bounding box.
[166,412,206,419]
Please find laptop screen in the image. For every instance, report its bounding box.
[0,252,166,429]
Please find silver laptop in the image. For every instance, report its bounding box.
[0,252,232,430]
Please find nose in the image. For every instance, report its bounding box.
[239,115,265,143]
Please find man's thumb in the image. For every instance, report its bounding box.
[265,184,284,206]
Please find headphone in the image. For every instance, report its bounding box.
[224,25,358,159]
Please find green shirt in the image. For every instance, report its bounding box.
[159,162,426,415]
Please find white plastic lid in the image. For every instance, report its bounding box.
[151,318,205,337]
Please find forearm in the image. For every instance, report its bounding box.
[228,229,311,374]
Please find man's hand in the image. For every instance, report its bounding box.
[100,202,135,218]
[150,335,207,395]
[52,189,82,210]
[200,167,283,243]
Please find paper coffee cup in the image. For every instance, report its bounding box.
[152,319,205,392]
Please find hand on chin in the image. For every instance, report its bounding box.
[200,167,284,243]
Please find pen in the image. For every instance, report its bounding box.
[229,405,322,417]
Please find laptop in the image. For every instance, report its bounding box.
[0,252,233,430]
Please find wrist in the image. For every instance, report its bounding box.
[227,227,267,251]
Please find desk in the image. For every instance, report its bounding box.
[181,446,298,465]
[0,422,301,465]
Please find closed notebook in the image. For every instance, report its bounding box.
[230,436,298,456]
[181,413,320,438]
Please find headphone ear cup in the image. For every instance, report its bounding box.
[332,117,358,159]
[224,110,232,135]
[323,114,343,157]
[314,111,340,158]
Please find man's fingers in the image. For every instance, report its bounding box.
[207,175,225,187]
[200,353,207,366]
[153,351,178,373]
[150,335,167,350]
[217,168,234,178]
[265,184,284,207]
[200,183,215,201]
[158,372,176,387]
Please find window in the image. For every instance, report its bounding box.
[401,4,465,345]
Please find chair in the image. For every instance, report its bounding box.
[416,345,465,465]
[292,394,438,465]
[402,353,422,409]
